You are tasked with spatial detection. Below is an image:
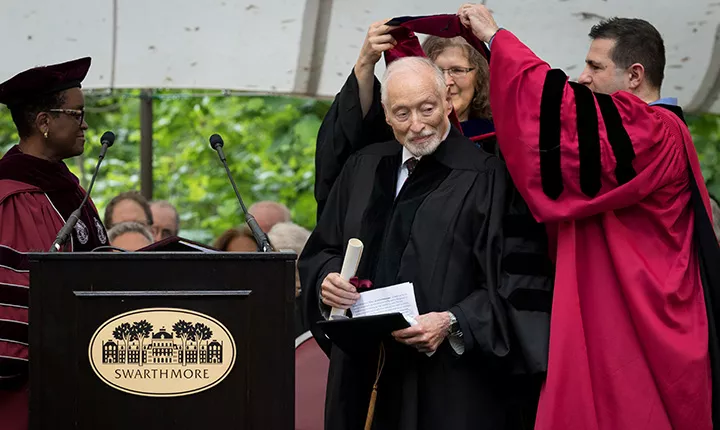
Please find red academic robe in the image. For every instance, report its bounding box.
[489,30,713,429]
[0,146,107,430]
[0,181,66,430]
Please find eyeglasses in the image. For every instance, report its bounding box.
[440,67,475,78]
[48,108,85,124]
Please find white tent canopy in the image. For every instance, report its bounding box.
[2,0,720,112]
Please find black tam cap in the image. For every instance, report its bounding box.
[0,57,91,107]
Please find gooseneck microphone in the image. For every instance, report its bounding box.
[49,131,116,252]
[209,133,274,252]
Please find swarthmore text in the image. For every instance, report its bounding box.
[114,368,211,379]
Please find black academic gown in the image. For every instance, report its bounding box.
[298,128,552,430]
[316,72,498,218]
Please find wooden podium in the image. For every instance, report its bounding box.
[27,252,296,429]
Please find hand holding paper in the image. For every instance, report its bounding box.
[348,282,441,355]
[392,312,451,354]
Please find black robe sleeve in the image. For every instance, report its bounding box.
[451,162,552,375]
[314,71,392,218]
[300,154,361,354]
[449,160,512,360]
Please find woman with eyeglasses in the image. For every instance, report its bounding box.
[0,57,108,430]
[423,36,493,137]
[315,19,495,217]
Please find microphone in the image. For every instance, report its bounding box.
[209,133,274,252]
[49,131,116,252]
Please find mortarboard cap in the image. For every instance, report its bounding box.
[0,57,91,108]
[316,312,410,355]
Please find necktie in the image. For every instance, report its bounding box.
[405,157,419,176]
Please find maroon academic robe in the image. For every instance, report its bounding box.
[489,30,713,430]
[0,146,107,430]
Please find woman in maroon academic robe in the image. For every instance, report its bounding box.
[0,57,108,430]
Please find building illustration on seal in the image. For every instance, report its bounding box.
[102,319,223,366]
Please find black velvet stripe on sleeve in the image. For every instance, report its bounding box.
[0,246,28,272]
[0,282,28,308]
[539,69,567,200]
[595,93,637,185]
[502,214,546,240]
[502,252,555,277]
[0,320,28,345]
[569,82,602,197]
[0,357,27,386]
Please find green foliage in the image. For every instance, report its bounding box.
[687,114,720,198]
[3,94,720,245]
[0,90,331,244]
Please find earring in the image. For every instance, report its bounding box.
[43,131,48,139]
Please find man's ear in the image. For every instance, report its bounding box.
[383,103,392,126]
[627,63,645,90]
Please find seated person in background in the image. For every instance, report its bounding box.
[248,200,291,232]
[149,200,180,241]
[213,225,257,252]
[104,190,153,231]
[267,222,311,337]
[108,221,153,251]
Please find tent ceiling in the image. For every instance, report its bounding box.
[2,0,720,113]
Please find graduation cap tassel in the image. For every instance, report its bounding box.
[364,342,386,430]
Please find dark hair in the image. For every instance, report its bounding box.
[588,18,665,89]
[104,191,154,230]
[213,225,255,251]
[9,92,66,139]
[422,36,491,120]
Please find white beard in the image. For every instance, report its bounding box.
[404,131,443,157]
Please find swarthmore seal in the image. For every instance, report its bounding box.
[88,308,236,397]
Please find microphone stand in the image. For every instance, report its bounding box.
[209,134,274,252]
[49,132,115,252]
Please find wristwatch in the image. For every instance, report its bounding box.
[447,312,462,337]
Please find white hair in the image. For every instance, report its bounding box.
[107,221,154,243]
[380,56,447,106]
[267,222,310,256]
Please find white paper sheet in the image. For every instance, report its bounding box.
[350,282,419,319]
[350,282,436,357]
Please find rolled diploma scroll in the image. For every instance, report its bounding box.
[329,238,364,320]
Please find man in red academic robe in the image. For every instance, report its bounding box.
[458,4,720,429]
[0,57,108,430]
